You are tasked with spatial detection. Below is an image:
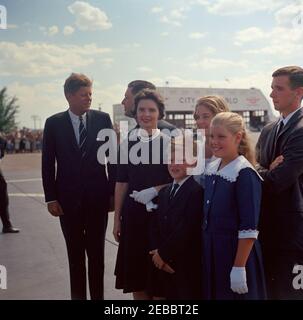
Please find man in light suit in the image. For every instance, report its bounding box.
[42,73,116,300]
[256,66,303,299]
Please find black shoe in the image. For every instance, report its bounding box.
[2,226,20,233]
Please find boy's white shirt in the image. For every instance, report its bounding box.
[171,175,191,196]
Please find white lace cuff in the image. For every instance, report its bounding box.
[238,229,259,239]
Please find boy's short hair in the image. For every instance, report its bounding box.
[64,73,92,96]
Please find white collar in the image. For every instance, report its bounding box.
[280,106,303,126]
[68,109,87,124]
[129,128,161,142]
[205,155,263,182]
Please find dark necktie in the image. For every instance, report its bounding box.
[169,183,179,201]
[276,121,284,139]
[274,121,284,158]
[79,115,87,157]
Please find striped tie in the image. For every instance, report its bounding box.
[79,115,87,157]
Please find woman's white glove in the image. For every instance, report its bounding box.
[146,201,158,212]
[230,267,248,294]
[129,187,158,205]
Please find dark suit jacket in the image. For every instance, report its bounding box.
[42,109,116,214]
[0,137,6,159]
[256,107,303,257]
[150,176,204,298]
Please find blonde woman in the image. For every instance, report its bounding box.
[194,95,229,186]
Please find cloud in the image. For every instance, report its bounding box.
[158,7,189,27]
[7,24,18,29]
[189,32,207,39]
[48,25,59,36]
[234,27,269,45]
[0,41,111,77]
[7,81,66,128]
[6,81,126,128]
[197,0,286,16]
[40,25,59,36]
[190,58,247,69]
[63,25,75,36]
[161,32,169,36]
[68,1,112,31]
[275,2,303,27]
[151,6,164,14]
[137,66,152,73]
[123,42,141,49]
[235,26,303,56]
[101,57,114,68]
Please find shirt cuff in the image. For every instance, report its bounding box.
[238,229,259,239]
[46,200,57,204]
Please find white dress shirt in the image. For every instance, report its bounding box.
[171,175,191,197]
[278,105,303,127]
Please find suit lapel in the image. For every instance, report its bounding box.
[63,110,80,153]
[273,108,303,158]
[268,120,279,163]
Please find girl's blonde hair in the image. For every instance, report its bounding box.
[211,112,255,166]
[194,95,230,116]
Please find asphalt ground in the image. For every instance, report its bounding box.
[0,153,130,300]
[0,132,259,300]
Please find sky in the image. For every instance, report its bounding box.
[0,0,303,129]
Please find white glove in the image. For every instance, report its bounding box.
[129,187,158,205]
[230,267,248,294]
[146,201,158,212]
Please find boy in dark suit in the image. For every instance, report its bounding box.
[149,139,204,300]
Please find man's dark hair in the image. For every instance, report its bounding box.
[272,66,303,89]
[128,80,156,96]
[134,89,165,120]
[64,73,92,96]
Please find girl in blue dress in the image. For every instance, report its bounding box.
[203,112,266,300]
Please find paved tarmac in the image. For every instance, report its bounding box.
[0,153,131,300]
[0,132,259,300]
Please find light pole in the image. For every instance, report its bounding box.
[31,115,39,130]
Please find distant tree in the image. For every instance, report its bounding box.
[0,87,19,133]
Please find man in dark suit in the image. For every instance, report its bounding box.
[0,135,20,233]
[121,80,176,132]
[256,66,303,299]
[42,73,116,300]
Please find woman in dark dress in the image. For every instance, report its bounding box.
[113,89,172,300]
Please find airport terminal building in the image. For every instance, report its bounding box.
[113,87,275,131]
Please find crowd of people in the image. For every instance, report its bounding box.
[19,66,303,300]
[1,128,43,154]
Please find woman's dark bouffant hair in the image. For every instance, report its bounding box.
[133,89,165,120]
